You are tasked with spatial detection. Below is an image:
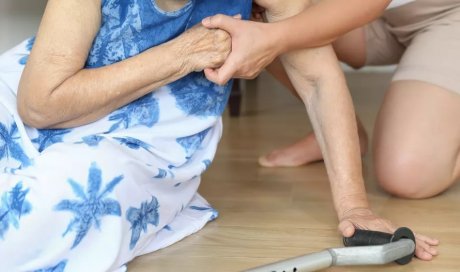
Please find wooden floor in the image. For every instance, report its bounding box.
[129,72,460,272]
[3,3,458,271]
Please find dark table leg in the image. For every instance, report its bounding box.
[228,79,242,117]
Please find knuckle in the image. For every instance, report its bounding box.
[219,55,228,64]
[216,29,230,40]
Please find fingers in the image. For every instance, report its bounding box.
[204,57,236,85]
[415,241,438,260]
[203,68,219,83]
[416,233,440,246]
[337,211,439,262]
[203,67,232,85]
[338,218,440,261]
[201,14,243,84]
[338,220,356,237]
[202,14,241,33]
[416,247,434,261]
[413,231,439,260]
[424,244,439,256]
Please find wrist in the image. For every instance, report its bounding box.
[268,22,288,55]
[168,37,194,75]
[336,193,370,221]
[338,207,373,221]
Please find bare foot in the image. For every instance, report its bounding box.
[259,120,368,167]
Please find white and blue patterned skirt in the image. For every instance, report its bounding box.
[0,39,221,272]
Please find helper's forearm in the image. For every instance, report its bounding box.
[272,0,390,53]
[280,47,369,219]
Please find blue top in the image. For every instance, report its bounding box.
[87,0,252,118]
[3,0,252,172]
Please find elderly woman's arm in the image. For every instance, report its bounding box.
[259,1,439,260]
[18,0,230,129]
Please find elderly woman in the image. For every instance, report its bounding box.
[0,0,250,271]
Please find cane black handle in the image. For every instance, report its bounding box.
[343,227,416,265]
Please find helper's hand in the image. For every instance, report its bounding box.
[201,14,281,85]
[338,207,440,261]
[174,24,231,73]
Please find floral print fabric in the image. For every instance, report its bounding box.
[0,0,251,271]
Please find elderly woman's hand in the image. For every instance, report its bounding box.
[173,24,232,74]
[338,207,440,261]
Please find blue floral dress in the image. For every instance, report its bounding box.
[0,1,251,271]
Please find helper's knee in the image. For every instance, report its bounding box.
[375,151,449,199]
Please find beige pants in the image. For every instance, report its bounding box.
[365,0,460,94]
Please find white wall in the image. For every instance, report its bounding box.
[0,0,47,53]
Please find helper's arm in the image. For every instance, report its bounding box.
[18,0,230,129]
[201,0,391,85]
[264,0,391,51]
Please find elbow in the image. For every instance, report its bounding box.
[17,95,56,129]
[18,105,54,129]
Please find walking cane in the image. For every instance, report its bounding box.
[244,227,416,272]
